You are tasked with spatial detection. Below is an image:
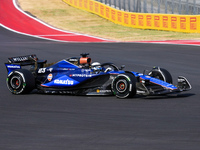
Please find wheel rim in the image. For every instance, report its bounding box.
[151,72,164,81]
[10,76,22,89]
[155,74,163,80]
[116,79,127,93]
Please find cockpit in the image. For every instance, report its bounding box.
[66,53,122,73]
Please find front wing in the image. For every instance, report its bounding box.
[136,75,192,96]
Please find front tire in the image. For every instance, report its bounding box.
[6,69,35,94]
[148,67,173,84]
[112,73,136,98]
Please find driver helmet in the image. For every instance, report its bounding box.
[91,62,102,72]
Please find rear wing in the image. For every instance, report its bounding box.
[5,54,47,74]
[7,54,38,64]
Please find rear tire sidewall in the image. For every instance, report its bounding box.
[112,73,136,98]
[7,69,35,94]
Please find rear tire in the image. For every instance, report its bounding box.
[112,73,136,98]
[6,69,35,94]
[148,67,173,84]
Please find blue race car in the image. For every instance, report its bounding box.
[5,53,192,98]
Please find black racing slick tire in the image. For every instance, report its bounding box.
[112,73,136,99]
[6,69,35,95]
[148,67,173,84]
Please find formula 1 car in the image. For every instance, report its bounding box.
[5,53,192,98]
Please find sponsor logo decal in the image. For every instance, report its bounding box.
[54,79,74,85]
[69,58,78,62]
[12,56,28,62]
[71,74,92,77]
[163,16,168,28]
[111,10,115,21]
[47,74,53,81]
[6,65,20,69]
[131,14,136,25]
[139,15,144,26]
[96,89,112,93]
[62,68,75,71]
[180,17,186,29]
[146,15,152,27]
[171,17,177,29]
[190,17,197,30]
[154,16,160,27]
[124,13,129,24]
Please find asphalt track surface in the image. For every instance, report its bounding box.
[1,26,200,150]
